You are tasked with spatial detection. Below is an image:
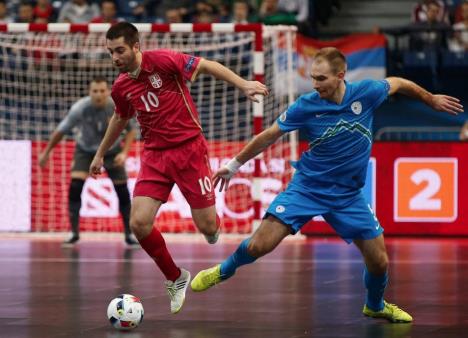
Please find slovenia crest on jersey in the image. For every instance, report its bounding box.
[149,73,162,88]
[351,101,362,115]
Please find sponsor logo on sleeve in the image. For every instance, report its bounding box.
[184,56,196,73]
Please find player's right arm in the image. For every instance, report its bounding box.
[213,122,284,191]
[89,112,130,178]
[38,130,65,168]
[39,101,82,168]
[197,59,269,102]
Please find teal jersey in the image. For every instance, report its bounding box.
[277,79,389,198]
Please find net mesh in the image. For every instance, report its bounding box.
[0,27,297,233]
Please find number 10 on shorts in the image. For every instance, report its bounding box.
[394,158,457,222]
[198,176,212,195]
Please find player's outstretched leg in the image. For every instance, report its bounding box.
[191,238,256,291]
[192,216,290,292]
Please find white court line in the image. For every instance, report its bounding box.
[0,257,466,264]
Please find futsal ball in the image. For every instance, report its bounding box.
[107,294,144,330]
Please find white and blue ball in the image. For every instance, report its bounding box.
[107,294,144,330]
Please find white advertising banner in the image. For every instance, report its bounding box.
[0,140,31,231]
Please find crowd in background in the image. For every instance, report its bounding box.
[0,0,342,37]
[0,1,466,46]
[408,0,468,52]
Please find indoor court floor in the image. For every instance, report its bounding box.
[1,234,467,338]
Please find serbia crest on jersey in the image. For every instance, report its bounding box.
[277,79,390,198]
[148,73,162,88]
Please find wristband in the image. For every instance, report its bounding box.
[225,158,243,174]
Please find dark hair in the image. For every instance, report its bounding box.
[90,76,108,85]
[106,22,139,47]
[426,0,441,8]
[101,0,117,7]
[314,47,347,74]
[19,1,34,7]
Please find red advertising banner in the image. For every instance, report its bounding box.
[31,141,293,234]
[31,141,466,236]
[301,142,468,236]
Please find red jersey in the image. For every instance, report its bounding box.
[112,49,203,149]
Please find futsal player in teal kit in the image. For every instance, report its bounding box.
[191,47,464,322]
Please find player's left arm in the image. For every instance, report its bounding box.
[386,77,464,115]
[213,122,285,191]
[114,124,137,167]
[197,59,269,102]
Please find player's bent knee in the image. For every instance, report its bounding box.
[247,238,270,258]
[195,219,218,235]
[129,215,152,237]
[369,254,389,275]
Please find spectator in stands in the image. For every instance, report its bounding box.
[453,0,467,23]
[258,0,296,25]
[132,0,162,22]
[460,120,468,140]
[413,0,449,23]
[231,0,254,23]
[450,1,468,51]
[132,0,194,23]
[16,1,34,23]
[91,0,120,24]
[193,1,217,23]
[216,2,231,23]
[410,1,450,51]
[0,0,13,23]
[33,0,55,23]
[57,0,99,23]
[165,7,184,23]
[278,0,308,23]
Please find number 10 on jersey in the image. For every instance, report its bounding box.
[140,92,159,112]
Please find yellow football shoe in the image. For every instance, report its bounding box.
[363,301,413,323]
[191,264,223,292]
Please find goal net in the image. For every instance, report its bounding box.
[0,23,297,234]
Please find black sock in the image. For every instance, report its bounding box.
[68,179,85,237]
[114,182,131,237]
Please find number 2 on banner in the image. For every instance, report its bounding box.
[140,92,159,111]
[409,169,441,210]
[394,158,457,222]
[198,176,212,195]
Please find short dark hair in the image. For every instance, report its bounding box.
[426,0,441,8]
[106,22,139,47]
[90,76,108,85]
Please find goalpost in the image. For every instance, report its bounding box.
[0,23,297,234]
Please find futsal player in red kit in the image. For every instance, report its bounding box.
[89,22,268,314]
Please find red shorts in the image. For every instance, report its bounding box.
[133,135,215,209]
